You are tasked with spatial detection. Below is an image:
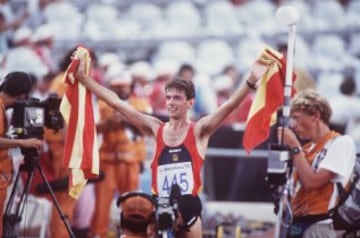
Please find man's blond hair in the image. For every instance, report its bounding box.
[290,89,332,125]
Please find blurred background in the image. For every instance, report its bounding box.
[1,0,360,237]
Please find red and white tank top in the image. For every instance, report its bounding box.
[151,122,204,197]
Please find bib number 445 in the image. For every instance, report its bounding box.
[162,172,189,195]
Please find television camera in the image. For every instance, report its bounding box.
[155,184,181,237]
[10,93,64,157]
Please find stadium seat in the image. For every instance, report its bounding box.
[204,0,242,35]
[348,33,360,57]
[236,35,265,74]
[164,1,201,37]
[127,3,164,38]
[154,40,196,64]
[311,35,347,72]
[235,0,276,34]
[42,1,83,40]
[312,0,346,30]
[83,3,121,40]
[316,72,343,99]
[196,39,234,77]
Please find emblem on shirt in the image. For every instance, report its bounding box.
[172,153,179,162]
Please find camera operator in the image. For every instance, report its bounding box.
[0,71,42,235]
[277,90,356,238]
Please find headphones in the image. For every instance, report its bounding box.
[116,192,157,208]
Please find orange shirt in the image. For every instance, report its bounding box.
[99,96,152,162]
[292,131,339,216]
[0,97,13,186]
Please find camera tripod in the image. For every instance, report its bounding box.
[2,148,75,238]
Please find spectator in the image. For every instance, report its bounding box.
[90,69,152,238]
[149,60,177,116]
[0,0,29,51]
[213,74,253,125]
[329,75,360,149]
[31,24,57,73]
[130,60,154,101]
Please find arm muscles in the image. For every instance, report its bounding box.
[80,74,161,136]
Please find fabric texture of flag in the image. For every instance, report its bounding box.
[243,47,296,153]
[60,46,99,198]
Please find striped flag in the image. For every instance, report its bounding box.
[60,46,99,198]
[243,47,296,153]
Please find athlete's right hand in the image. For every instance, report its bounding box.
[74,50,87,83]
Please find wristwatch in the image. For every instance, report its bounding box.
[291,146,302,155]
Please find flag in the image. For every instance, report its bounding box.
[60,46,99,198]
[243,47,296,153]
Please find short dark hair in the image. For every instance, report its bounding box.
[165,77,195,100]
[340,76,356,96]
[59,47,77,71]
[178,63,194,74]
[0,71,33,97]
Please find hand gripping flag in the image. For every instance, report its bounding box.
[243,47,296,153]
[60,46,99,198]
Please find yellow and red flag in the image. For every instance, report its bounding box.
[60,46,99,198]
[243,47,296,153]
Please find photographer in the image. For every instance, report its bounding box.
[277,90,356,238]
[0,71,42,235]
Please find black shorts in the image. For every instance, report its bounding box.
[177,195,202,229]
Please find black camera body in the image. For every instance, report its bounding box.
[155,196,178,233]
[10,94,64,159]
[155,184,181,236]
[11,94,64,140]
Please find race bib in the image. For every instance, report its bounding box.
[157,161,194,197]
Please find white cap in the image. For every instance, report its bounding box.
[13,27,32,44]
[212,75,233,92]
[106,62,131,86]
[99,52,120,68]
[31,24,54,43]
[130,61,153,79]
[153,60,179,77]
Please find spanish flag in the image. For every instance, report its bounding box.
[243,47,295,153]
[60,46,99,198]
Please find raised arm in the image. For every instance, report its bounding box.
[75,54,162,137]
[197,60,267,137]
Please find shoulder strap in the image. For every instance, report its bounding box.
[304,130,340,164]
[294,131,340,184]
[336,153,360,200]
